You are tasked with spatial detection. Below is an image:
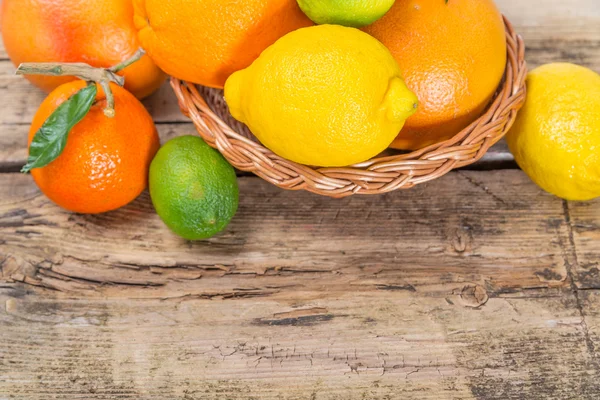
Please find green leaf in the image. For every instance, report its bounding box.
[22,84,97,173]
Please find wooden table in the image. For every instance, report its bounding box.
[1,1,600,398]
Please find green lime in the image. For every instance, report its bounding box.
[149,136,239,240]
[297,0,396,28]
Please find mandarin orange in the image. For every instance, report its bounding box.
[28,81,160,214]
[1,0,166,99]
[363,0,507,150]
[133,0,313,88]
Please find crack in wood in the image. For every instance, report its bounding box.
[253,314,335,327]
[159,290,280,301]
[562,200,599,368]
[375,284,417,292]
[458,171,509,206]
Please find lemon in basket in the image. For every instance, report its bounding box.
[297,0,396,28]
[506,63,600,201]
[224,25,418,167]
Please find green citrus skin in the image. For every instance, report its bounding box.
[149,136,239,240]
[297,0,396,28]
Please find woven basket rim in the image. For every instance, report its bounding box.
[171,15,527,198]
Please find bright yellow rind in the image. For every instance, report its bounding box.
[506,63,600,201]
[224,24,418,167]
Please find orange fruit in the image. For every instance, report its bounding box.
[133,0,313,88]
[0,0,166,99]
[363,0,507,150]
[28,81,160,214]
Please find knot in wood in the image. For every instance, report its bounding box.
[451,226,472,253]
[459,284,489,308]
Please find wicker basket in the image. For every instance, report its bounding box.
[171,16,527,198]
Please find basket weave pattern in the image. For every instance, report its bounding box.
[171,16,527,198]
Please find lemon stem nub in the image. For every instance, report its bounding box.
[224,70,245,122]
[383,77,419,122]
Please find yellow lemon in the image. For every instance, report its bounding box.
[224,24,418,167]
[506,63,600,201]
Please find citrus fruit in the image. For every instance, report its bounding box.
[224,25,418,167]
[134,0,313,89]
[0,0,166,99]
[363,0,507,150]
[149,136,239,240]
[297,0,395,27]
[28,81,160,214]
[506,63,600,201]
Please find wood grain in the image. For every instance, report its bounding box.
[1,168,599,398]
[581,290,600,363]
[1,166,599,399]
[568,200,600,289]
[1,286,598,400]
[0,171,574,299]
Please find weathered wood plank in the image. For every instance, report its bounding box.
[0,171,574,299]
[2,172,599,399]
[567,200,600,289]
[0,285,598,399]
[580,290,600,364]
[504,0,600,30]
[505,0,600,70]
[0,123,27,171]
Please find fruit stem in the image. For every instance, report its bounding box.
[15,49,146,118]
[16,63,125,86]
[110,48,146,73]
[99,81,116,118]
